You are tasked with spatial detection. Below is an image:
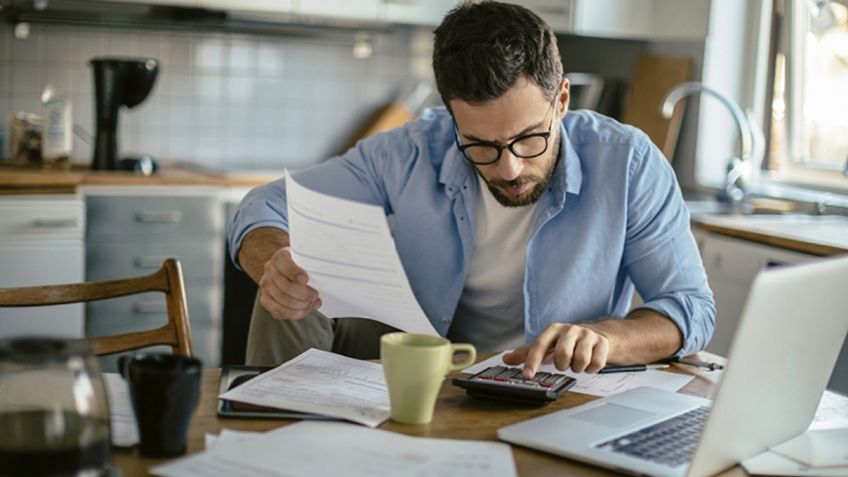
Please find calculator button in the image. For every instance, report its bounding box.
[476,366,505,380]
[494,368,520,381]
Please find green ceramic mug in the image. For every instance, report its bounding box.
[380,332,476,424]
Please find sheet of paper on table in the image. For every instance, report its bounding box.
[285,173,437,335]
[153,421,518,477]
[102,372,139,447]
[218,348,390,427]
[463,351,694,397]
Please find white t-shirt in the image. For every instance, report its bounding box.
[447,175,540,352]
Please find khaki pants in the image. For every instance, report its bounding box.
[244,293,400,366]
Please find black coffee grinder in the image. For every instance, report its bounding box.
[90,57,159,172]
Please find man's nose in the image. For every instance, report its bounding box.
[496,149,523,181]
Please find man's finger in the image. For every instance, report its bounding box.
[570,333,597,373]
[266,271,318,302]
[259,291,310,320]
[502,348,529,365]
[523,325,562,378]
[552,331,578,371]
[585,337,610,373]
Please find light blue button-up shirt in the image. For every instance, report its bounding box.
[228,108,715,356]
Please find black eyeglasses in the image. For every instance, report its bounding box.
[454,98,558,166]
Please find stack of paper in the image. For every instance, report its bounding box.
[153,421,518,477]
[218,348,391,427]
[463,351,694,397]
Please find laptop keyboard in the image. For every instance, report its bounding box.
[596,406,710,468]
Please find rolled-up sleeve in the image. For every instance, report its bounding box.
[622,139,716,356]
[227,177,290,269]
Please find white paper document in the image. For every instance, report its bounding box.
[285,173,437,335]
[218,348,390,427]
[102,372,139,447]
[463,351,694,397]
[811,390,848,430]
[153,421,517,477]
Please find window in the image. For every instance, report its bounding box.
[766,0,848,189]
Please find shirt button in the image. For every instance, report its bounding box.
[441,319,449,324]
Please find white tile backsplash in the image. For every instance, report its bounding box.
[0,29,11,61]
[76,30,105,63]
[43,28,78,63]
[11,26,43,63]
[1,22,433,167]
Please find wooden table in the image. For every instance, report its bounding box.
[113,356,748,477]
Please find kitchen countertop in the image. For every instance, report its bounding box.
[691,213,848,256]
[0,162,284,194]
[4,165,845,256]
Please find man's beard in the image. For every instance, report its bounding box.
[484,175,548,207]
[479,144,559,208]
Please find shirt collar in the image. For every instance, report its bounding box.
[440,121,583,202]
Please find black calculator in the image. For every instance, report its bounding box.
[452,365,577,405]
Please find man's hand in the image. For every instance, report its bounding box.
[503,323,611,377]
[502,311,684,377]
[237,227,321,320]
[258,246,321,320]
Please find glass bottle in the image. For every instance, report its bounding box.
[0,338,111,476]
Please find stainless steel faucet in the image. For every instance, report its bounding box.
[661,81,763,204]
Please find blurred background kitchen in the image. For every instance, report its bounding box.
[1,0,846,393]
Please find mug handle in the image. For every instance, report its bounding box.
[448,343,477,371]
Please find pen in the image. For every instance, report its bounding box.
[597,364,669,374]
[671,357,725,371]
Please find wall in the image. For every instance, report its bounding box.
[0,22,434,171]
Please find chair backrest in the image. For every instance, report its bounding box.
[0,258,192,357]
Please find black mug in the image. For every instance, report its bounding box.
[118,353,202,457]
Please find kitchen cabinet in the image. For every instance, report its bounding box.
[298,0,381,22]
[197,0,293,14]
[0,196,85,339]
[699,231,814,357]
[515,0,575,34]
[697,227,848,394]
[379,0,458,26]
[572,0,710,40]
[83,187,225,370]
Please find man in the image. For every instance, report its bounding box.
[228,1,715,378]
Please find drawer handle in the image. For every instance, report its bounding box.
[133,302,166,314]
[31,218,80,228]
[135,210,182,223]
[134,256,173,268]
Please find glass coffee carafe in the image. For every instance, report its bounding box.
[0,338,111,476]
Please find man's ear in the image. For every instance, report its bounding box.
[558,78,570,115]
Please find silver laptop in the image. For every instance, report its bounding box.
[498,255,848,477]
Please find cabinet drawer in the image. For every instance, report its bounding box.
[86,195,224,242]
[86,242,223,282]
[0,196,84,242]
[85,285,222,334]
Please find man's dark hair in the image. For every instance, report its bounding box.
[433,1,563,107]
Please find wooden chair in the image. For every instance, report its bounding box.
[0,258,192,357]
